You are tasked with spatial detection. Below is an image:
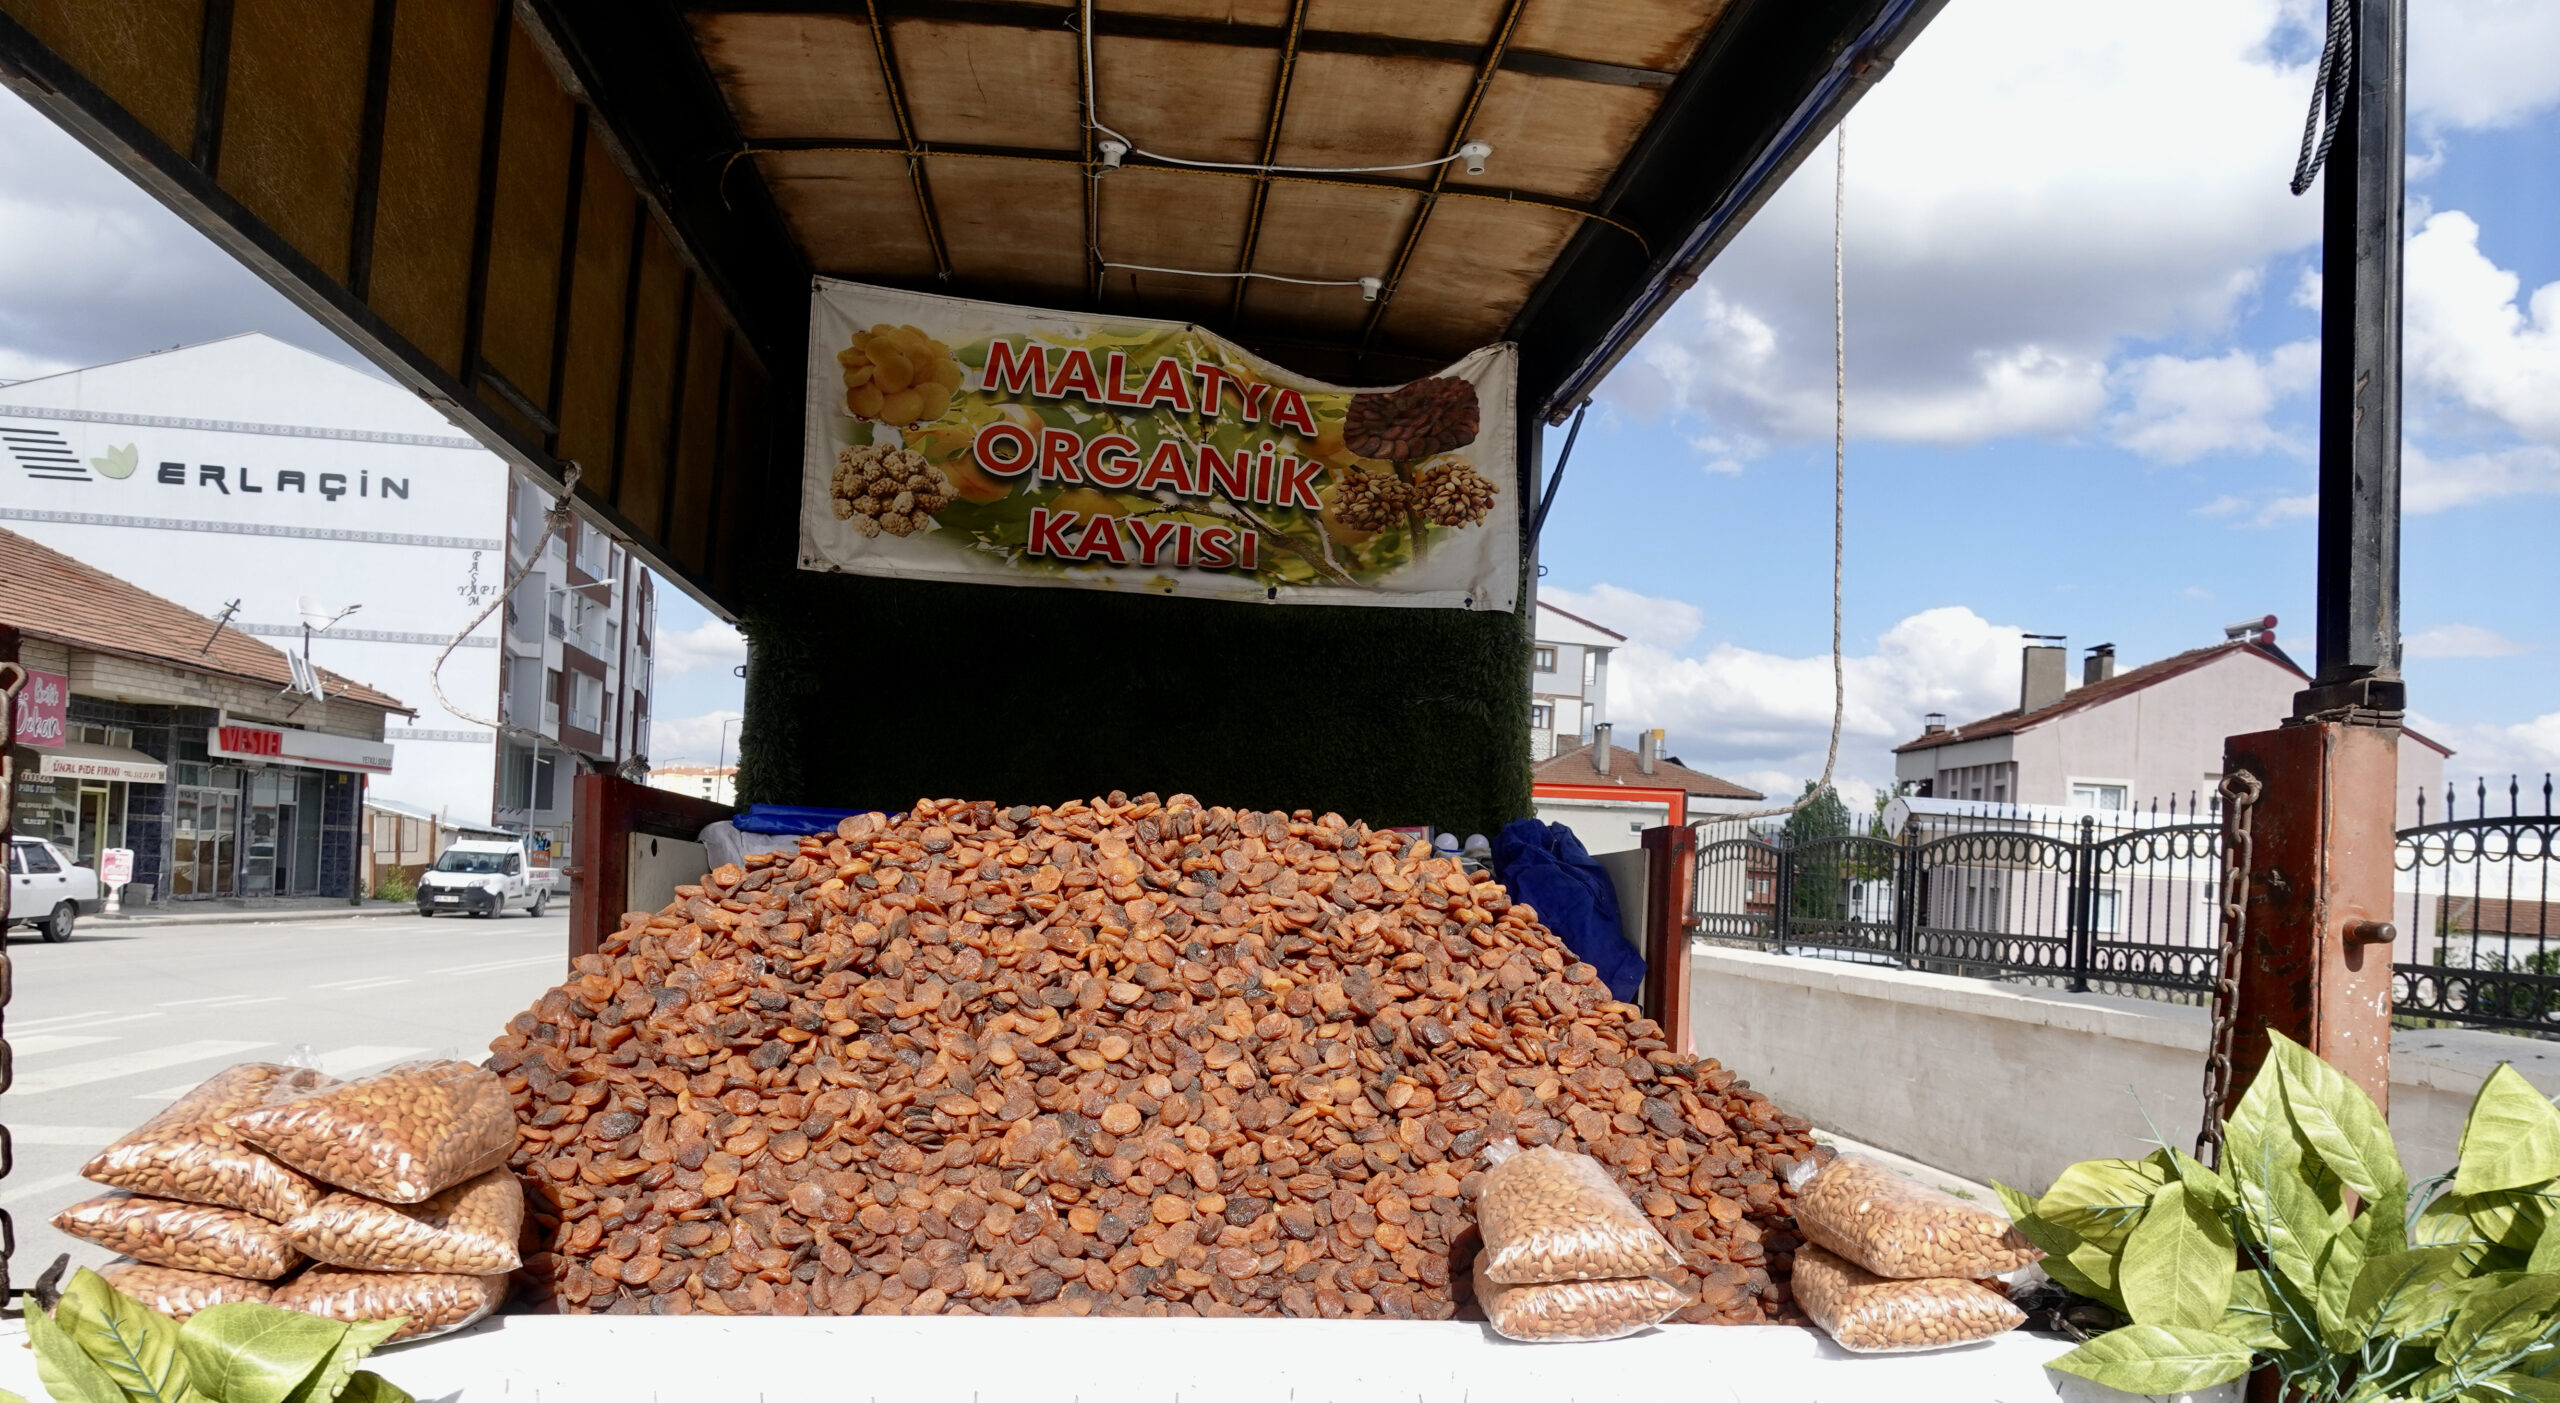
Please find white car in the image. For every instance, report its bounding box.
[8,836,100,942]
[416,838,554,918]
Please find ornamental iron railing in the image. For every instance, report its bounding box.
[1694,778,2558,1036]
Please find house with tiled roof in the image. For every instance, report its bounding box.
[1531,724,1766,855]
[1892,619,2449,825]
[1,526,411,908]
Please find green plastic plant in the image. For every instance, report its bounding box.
[2007,1032,2560,1401]
[2,1269,412,1403]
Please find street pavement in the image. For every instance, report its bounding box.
[0,909,572,1285]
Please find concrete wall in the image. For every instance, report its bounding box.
[1690,943,2560,1193]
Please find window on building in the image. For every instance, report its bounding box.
[1530,703,1554,729]
[2070,782,2130,811]
[1533,646,1557,673]
[2089,888,2121,934]
[570,672,604,732]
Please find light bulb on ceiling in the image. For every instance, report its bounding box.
[1458,141,1492,175]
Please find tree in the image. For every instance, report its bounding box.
[1783,781,1853,921]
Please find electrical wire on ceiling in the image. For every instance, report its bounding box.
[1076,1,1491,179]
[1701,121,1848,826]
[1076,0,1433,297]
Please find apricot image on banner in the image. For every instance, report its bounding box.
[797,278,1519,612]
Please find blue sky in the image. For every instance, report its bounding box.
[1532,0,2559,802]
[0,0,2548,791]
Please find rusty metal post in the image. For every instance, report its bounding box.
[1640,824,1697,1055]
[2220,722,2401,1115]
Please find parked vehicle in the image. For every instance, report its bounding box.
[415,838,553,918]
[8,836,100,942]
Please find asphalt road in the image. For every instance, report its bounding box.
[0,910,573,1286]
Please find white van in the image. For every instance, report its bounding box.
[415,838,554,918]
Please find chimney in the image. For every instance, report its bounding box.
[1590,722,1612,775]
[1637,728,1660,775]
[1922,712,1947,735]
[2083,643,2117,686]
[2020,635,2068,713]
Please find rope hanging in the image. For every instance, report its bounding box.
[1712,121,1848,825]
[2290,0,2355,196]
[429,462,582,743]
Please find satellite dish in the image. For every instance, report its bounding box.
[298,596,333,629]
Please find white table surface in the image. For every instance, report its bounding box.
[0,1314,2240,1403]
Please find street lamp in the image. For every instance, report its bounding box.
[714,717,742,805]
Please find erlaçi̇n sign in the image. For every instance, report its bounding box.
[966,340,1325,571]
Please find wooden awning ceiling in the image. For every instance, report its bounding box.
[689,0,1727,385]
[0,0,1942,613]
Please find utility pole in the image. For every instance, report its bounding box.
[2218,0,2406,1119]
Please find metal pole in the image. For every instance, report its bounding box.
[2299,0,2405,721]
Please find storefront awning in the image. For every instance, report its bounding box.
[38,739,168,785]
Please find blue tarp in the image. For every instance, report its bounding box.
[730,804,880,835]
[1492,818,1645,1002]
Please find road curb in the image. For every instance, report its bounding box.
[85,904,429,931]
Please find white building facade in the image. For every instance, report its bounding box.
[1530,601,1620,760]
[0,334,653,862]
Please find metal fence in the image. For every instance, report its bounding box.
[1693,777,2559,1035]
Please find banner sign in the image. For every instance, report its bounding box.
[12,668,66,748]
[209,714,394,774]
[799,280,1518,611]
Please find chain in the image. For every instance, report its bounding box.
[2196,768,2265,1168]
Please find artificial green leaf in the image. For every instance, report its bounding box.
[2460,1375,2560,1403]
[1995,1180,2123,1306]
[2367,1178,2413,1258]
[2444,1274,2560,1367]
[0,1389,37,1403]
[2043,1323,2257,1394]
[26,1305,128,1403]
[2225,1055,2306,1188]
[2351,1246,2465,1334]
[2460,1066,2560,1197]
[2222,1268,2309,1353]
[334,1371,415,1403]
[2316,1210,2371,1344]
[2161,1145,2236,1214]
[54,1268,192,1403]
[2531,1213,2560,1278]
[279,1317,403,1403]
[2269,1030,2409,1206]
[178,1304,349,1403]
[2039,1158,2169,1251]
[2425,1189,2555,1273]
[2120,1181,2237,1329]
[2255,1146,2343,1294]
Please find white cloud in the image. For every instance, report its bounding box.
[2405,625,2532,660]
[2404,211,2560,446]
[2398,0,2560,131]
[2407,710,2560,782]
[0,91,370,378]
[648,710,745,766]
[655,619,747,673]
[1539,583,1701,651]
[1606,0,2322,455]
[1570,591,2027,796]
[2406,443,2560,513]
[2195,490,2316,527]
[2109,340,2318,462]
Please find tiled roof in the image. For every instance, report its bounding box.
[1894,639,2454,759]
[1533,741,1763,800]
[0,526,411,714]
[1535,600,1627,642]
[1895,642,2283,754]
